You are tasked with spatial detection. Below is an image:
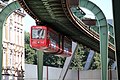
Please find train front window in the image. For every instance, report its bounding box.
[32,28,46,39]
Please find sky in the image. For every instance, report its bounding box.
[90,0,113,19]
[24,0,113,32]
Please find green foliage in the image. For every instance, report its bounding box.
[25,32,30,44]
[70,45,89,70]
[90,52,101,69]
[43,54,65,68]
[70,44,101,70]
[24,31,37,64]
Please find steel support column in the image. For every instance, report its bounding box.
[37,50,43,80]
[99,25,108,80]
[80,0,108,79]
[58,42,78,80]
[0,28,3,80]
[84,50,95,70]
[0,1,21,80]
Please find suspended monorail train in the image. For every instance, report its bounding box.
[30,26,72,57]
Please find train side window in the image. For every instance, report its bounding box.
[48,31,59,48]
[64,39,72,52]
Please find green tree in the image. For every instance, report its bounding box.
[70,44,101,70]
[24,31,37,64]
[43,54,65,68]
[90,52,101,69]
[70,44,89,70]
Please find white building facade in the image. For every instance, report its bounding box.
[1,1,25,79]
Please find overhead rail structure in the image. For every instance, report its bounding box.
[17,0,115,59]
[0,0,117,80]
[17,0,116,80]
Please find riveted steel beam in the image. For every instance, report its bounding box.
[0,1,21,80]
[80,0,108,80]
[37,50,44,80]
[58,42,78,80]
[84,50,95,70]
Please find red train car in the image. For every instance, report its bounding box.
[30,26,72,57]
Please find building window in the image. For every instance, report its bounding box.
[5,24,8,40]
